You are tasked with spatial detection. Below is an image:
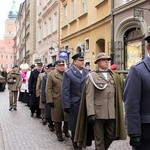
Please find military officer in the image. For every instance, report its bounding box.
[36,67,45,122]
[41,63,55,130]
[7,65,22,111]
[28,62,44,118]
[124,35,150,150]
[46,60,70,142]
[62,52,89,149]
[82,53,126,150]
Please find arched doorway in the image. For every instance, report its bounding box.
[114,18,146,70]
[96,39,105,56]
[76,46,82,53]
[124,27,144,69]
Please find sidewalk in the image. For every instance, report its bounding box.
[0,124,4,150]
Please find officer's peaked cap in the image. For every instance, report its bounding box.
[13,64,18,68]
[55,60,65,65]
[72,52,84,60]
[45,63,55,69]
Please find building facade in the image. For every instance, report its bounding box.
[15,0,37,65]
[113,0,150,70]
[60,0,111,69]
[0,0,17,72]
[36,0,60,65]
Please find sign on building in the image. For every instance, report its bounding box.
[59,50,68,60]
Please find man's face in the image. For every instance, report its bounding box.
[56,64,65,73]
[37,65,43,70]
[74,59,84,69]
[13,67,19,72]
[97,59,110,70]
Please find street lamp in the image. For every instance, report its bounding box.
[49,46,55,54]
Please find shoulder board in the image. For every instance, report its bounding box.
[65,68,71,72]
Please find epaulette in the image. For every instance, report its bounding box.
[65,68,71,72]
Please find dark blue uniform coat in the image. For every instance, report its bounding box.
[62,66,89,132]
[124,56,150,135]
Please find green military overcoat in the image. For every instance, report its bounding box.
[74,70,127,148]
[46,69,67,122]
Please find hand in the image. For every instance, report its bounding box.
[29,91,32,96]
[42,101,46,105]
[49,102,54,108]
[130,135,141,147]
[64,108,70,113]
[87,115,96,125]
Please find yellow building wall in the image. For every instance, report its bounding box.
[60,0,111,70]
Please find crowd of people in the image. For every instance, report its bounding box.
[5,34,150,150]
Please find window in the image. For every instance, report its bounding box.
[1,55,3,58]
[53,12,58,32]
[6,55,8,59]
[81,0,87,14]
[44,21,47,37]
[72,0,76,19]
[85,39,89,51]
[49,17,52,34]
[64,4,67,25]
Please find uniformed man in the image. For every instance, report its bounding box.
[28,62,43,118]
[76,52,126,150]
[124,34,150,150]
[41,63,55,129]
[7,65,22,111]
[46,60,70,142]
[62,52,89,149]
[36,68,45,122]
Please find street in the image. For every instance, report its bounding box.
[0,88,131,150]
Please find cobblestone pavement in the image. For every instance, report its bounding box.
[0,88,132,150]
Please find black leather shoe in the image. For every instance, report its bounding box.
[9,108,12,111]
[64,132,70,138]
[48,124,55,131]
[36,115,41,119]
[14,108,17,111]
[42,121,47,125]
[57,136,64,142]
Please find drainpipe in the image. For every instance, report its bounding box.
[110,0,114,64]
[24,0,27,63]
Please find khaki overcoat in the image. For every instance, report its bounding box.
[7,71,22,91]
[36,73,45,109]
[74,70,127,148]
[46,69,67,122]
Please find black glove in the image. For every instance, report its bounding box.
[64,108,70,113]
[29,91,32,95]
[87,115,96,125]
[49,102,54,108]
[42,101,46,105]
[130,135,141,147]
